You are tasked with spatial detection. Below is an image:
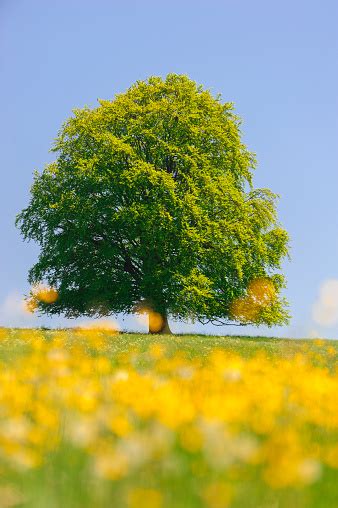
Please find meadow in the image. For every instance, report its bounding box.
[0,328,337,507]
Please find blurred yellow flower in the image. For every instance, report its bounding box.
[0,329,336,506]
[127,488,162,508]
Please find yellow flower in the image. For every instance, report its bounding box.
[127,488,162,508]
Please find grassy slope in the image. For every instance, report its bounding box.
[4,329,338,358]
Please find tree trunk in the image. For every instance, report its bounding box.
[149,311,172,334]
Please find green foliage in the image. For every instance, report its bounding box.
[16,74,289,326]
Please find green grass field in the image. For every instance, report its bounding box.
[0,329,337,507]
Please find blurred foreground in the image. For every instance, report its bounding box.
[0,329,337,507]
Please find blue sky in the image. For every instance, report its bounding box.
[1,0,338,337]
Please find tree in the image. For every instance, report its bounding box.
[16,74,289,334]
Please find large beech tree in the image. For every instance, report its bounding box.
[16,74,289,333]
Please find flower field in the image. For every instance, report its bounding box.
[0,329,337,507]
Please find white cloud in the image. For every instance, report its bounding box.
[312,279,338,327]
[0,291,38,327]
[307,328,322,339]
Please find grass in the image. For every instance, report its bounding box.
[0,328,337,507]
